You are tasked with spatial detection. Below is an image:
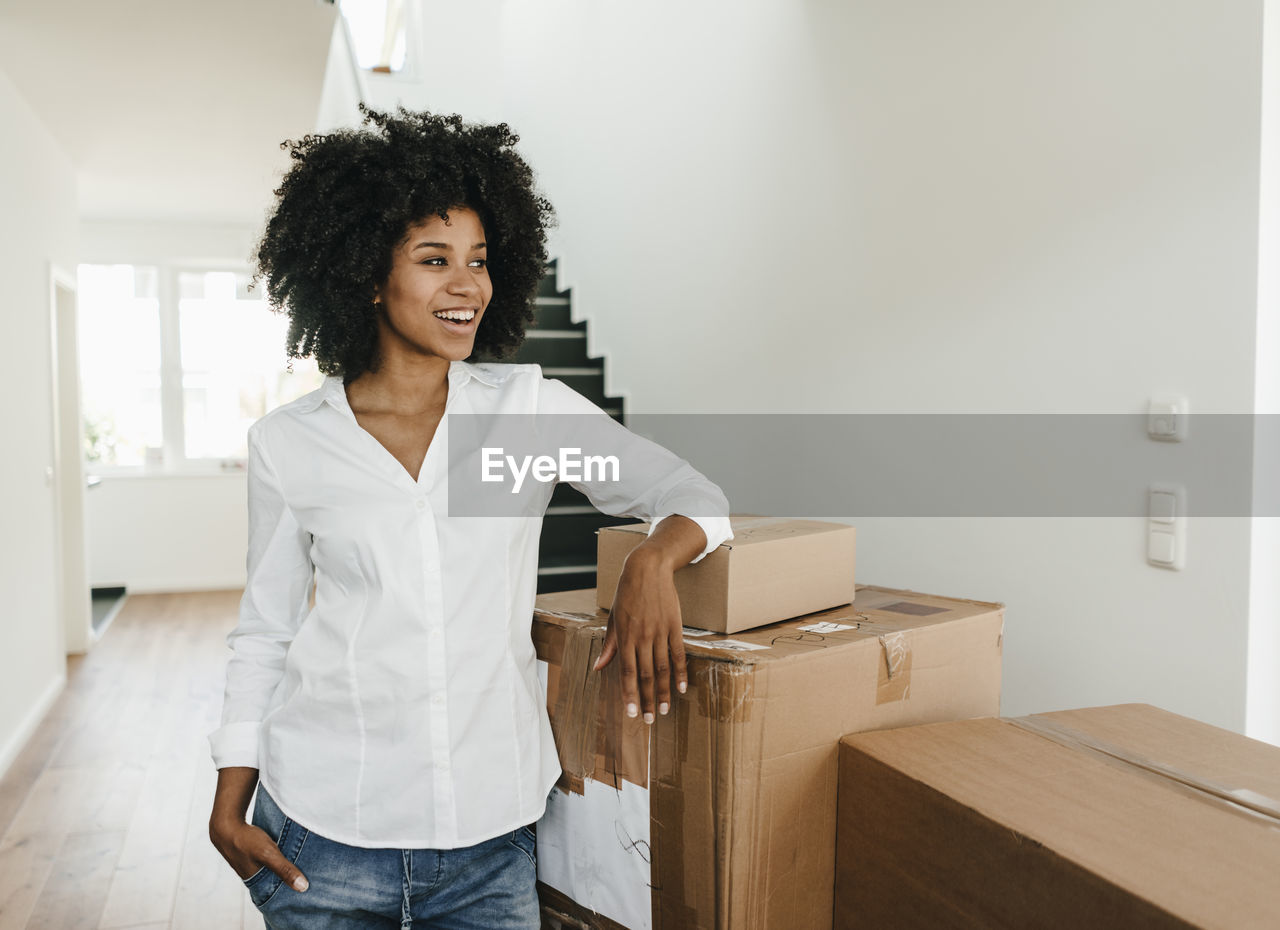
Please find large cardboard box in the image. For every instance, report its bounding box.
[835,704,1280,930]
[533,584,1004,930]
[596,515,857,634]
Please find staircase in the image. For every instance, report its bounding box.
[477,261,635,594]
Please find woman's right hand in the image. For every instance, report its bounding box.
[209,816,310,891]
[209,767,309,892]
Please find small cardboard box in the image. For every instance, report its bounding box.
[596,515,857,634]
[533,584,1004,930]
[835,704,1280,930]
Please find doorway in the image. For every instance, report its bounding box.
[49,264,93,656]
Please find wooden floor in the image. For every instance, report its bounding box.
[0,590,266,930]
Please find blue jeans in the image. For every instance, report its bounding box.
[244,783,540,929]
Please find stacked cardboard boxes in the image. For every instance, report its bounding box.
[531,576,1004,929]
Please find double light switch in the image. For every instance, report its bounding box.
[1147,484,1184,570]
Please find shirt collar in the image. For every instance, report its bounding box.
[297,359,503,415]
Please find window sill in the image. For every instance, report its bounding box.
[85,465,248,479]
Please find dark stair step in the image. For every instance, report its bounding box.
[540,367,608,407]
[523,260,631,593]
[509,330,596,368]
[539,508,635,561]
[535,555,598,595]
[537,562,601,593]
[537,260,561,298]
[530,298,578,330]
[549,483,641,513]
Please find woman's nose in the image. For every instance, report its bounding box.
[445,265,481,296]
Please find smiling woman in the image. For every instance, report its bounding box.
[207,106,733,930]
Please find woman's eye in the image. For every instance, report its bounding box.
[469,259,488,268]
[421,257,446,266]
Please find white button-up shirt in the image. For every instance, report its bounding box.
[207,360,732,849]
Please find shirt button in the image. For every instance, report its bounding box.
[415,499,426,511]
[429,627,441,639]
[432,692,445,706]
[436,759,450,772]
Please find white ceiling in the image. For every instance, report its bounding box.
[0,0,337,224]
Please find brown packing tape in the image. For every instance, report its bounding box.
[592,661,650,790]
[694,660,756,723]
[1009,715,1280,828]
[544,617,652,794]
[550,624,605,792]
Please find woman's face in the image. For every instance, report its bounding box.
[374,206,493,364]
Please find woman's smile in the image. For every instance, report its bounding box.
[432,305,480,334]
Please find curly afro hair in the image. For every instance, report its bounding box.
[253,105,555,381]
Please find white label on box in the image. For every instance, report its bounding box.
[702,638,769,651]
[682,627,715,637]
[797,621,857,634]
[536,660,653,930]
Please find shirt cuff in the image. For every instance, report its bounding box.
[647,513,733,564]
[208,720,261,770]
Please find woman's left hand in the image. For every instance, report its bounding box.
[593,548,688,724]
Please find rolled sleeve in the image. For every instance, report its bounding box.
[206,424,313,770]
[647,513,732,564]
[535,374,733,561]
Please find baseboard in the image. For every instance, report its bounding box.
[106,579,247,595]
[0,670,66,785]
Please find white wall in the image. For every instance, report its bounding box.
[0,67,78,775]
[1248,0,1280,743]
[85,475,248,592]
[386,0,1269,734]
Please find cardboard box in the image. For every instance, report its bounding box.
[596,515,857,634]
[533,584,1004,930]
[835,704,1280,930]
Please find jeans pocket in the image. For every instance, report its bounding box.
[507,824,537,869]
[244,787,311,909]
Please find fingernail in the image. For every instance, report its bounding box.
[293,876,309,892]
[626,703,638,718]
[678,681,687,694]
[659,702,669,715]
[644,712,655,725]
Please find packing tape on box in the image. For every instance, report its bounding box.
[695,660,756,722]
[551,625,605,794]
[814,611,917,705]
[551,621,654,793]
[1009,715,1280,828]
[875,630,913,704]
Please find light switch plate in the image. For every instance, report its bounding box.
[1148,395,1188,442]
[1147,483,1186,570]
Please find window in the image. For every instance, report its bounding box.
[77,264,324,472]
[338,0,407,73]
[78,265,163,467]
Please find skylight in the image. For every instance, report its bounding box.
[337,0,407,72]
